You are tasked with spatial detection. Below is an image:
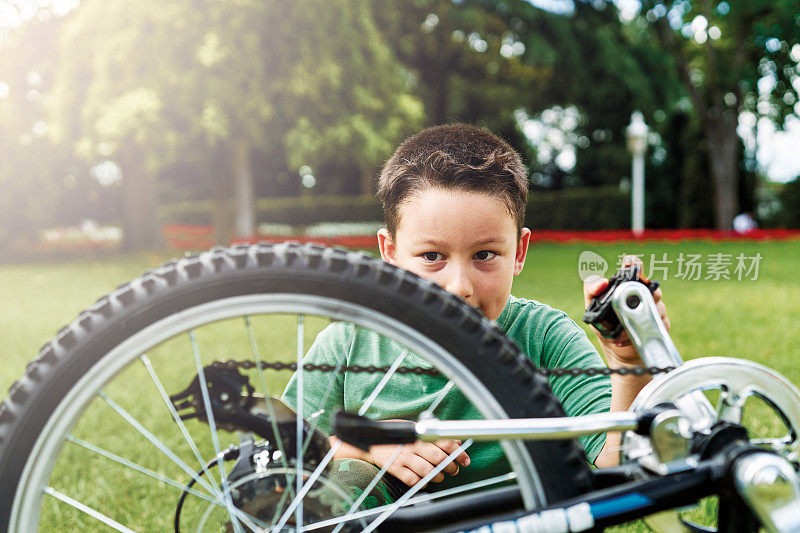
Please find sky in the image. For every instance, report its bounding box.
[755,116,800,183]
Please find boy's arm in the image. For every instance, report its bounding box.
[583,255,670,468]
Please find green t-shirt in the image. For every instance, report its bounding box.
[282,295,611,489]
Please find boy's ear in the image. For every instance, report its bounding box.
[513,228,531,276]
[377,228,398,265]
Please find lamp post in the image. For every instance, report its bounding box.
[626,111,649,235]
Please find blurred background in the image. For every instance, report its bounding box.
[1,0,799,257]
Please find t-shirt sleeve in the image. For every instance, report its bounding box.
[281,322,350,434]
[540,318,612,465]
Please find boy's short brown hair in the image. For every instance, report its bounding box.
[377,123,529,237]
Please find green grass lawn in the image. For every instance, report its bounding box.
[1,240,799,531]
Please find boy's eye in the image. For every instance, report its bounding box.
[474,251,497,261]
[422,252,443,262]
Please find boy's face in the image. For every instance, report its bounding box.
[378,188,531,321]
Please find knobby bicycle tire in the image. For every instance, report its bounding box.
[0,242,593,531]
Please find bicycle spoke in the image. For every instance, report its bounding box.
[139,354,221,491]
[400,471,517,506]
[331,444,404,533]
[296,314,305,529]
[273,440,343,532]
[358,350,408,416]
[421,380,455,419]
[67,434,219,506]
[243,316,298,504]
[44,486,136,533]
[287,338,457,532]
[296,328,351,460]
[287,347,408,530]
[94,401,259,533]
[268,475,294,527]
[292,342,406,503]
[98,392,218,496]
[361,439,474,533]
[250,315,348,528]
[193,495,269,533]
[302,469,513,532]
[189,330,247,533]
[281,348,347,527]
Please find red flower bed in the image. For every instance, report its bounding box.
[165,224,800,251]
[238,229,800,248]
[231,234,379,248]
[528,228,800,243]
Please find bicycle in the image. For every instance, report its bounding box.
[0,242,798,532]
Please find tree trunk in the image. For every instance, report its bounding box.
[212,143,235,245]
[119,149,160,251]
[426,55,449,126]
[359,167,376,196]
[233,139,256,238]
[705,112,740,230]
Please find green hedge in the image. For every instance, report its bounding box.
[775,179,800,228]
[256,195,383,225]
[159,187,630,230]
[158,196,383,226]
[526,186,630,230]
[159,200,215,225]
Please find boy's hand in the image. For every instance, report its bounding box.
[367,440,471,487]
[582,255,670,367]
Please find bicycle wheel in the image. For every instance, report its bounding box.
[0,242,592,532]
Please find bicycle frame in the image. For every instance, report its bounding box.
[335,281,800,532]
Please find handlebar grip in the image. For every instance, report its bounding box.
[332,411,417,450]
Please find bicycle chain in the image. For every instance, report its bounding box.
[210,359,675,378]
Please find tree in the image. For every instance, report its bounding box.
[0,9,82,250]
[188,0,425,239]
[49,1,202,249]
[371,1,685,199]
[48,0,423,247]
[634,0,800,229]
[371,0,556,140]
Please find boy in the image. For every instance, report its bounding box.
[283,123,668,502]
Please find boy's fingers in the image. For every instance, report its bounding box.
[583,275,609,308]
[612,331,632,348]
[434,439,471,468]
[652,286,663,303]
[391,465,423,487]
[415,442,457,476]
[407,454,445,483]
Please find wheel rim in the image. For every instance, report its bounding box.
[11,294,545,532]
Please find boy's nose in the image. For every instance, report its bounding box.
[445,266,474,301]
